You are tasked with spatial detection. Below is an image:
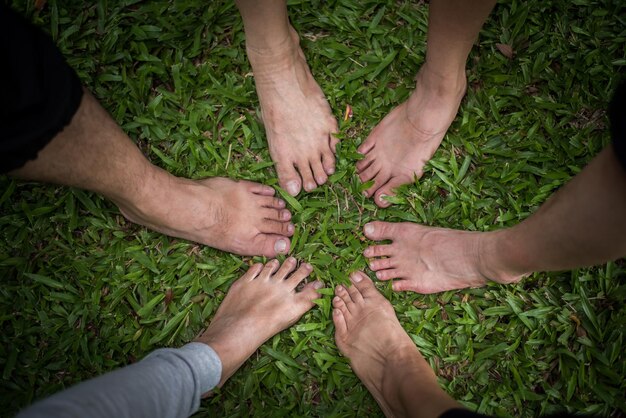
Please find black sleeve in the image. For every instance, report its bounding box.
[0,3,83,173]
[609,81,626,170]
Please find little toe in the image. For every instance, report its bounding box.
[297,162,317,192]
[392,279,419,293]
[247,182,276,196]
[261,219,295,237]
[297,280,324,306]
[329,133,340,154]
[333,308,348,337]
[259,259,281,280]
[286,262,313,290]
[363,244,394,258]
[357,134,376,155]
[311,159,328,186]
[277,162,302,197]
[240,263,265,282]
[375,269,402,281]
[321,149,336,176]
[374,178,405,208]
[369,257,395,272]
[363,221,400,241]
[273,257,297,281]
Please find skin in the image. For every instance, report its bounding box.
[195,258,323,387]
[363,145,626,294]
[333,271,460,418]
[357,0,497,207]
[236,0,339,196]
[11,90,294,257]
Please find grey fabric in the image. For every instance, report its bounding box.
[17,342,222,418]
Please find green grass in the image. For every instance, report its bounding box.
[1,0,626,416]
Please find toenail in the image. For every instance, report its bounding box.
[379,194,387,202]
[281,210,290,220]
[364,224,374,236]
[362,191,368,197]
[304,263,312,271]
[287,224,295,233]
[306,182,316,191]
[277,199,285,208]
[363,248,372,257]
[376,271,382,279]
[313,280,324,289]
[288,257,296,263]
[351,273,362,283]
[316,176,326,185]
[333,296,341,303]
[274,239,287,253]
[327,167,335,175]
[286,181,299,196]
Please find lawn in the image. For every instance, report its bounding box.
[1,0,625,416]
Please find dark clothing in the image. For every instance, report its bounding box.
[609,82,626,170]
[0,3,83,173]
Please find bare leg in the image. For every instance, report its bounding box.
[196,258,323,386]
[363,146,626,293]
[357,0,496,207]
[333,271,460,417]
[11,90,295,257]
[236,0,339,196]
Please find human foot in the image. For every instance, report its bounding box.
[196,259,323,386]
[356,65,466,207]
[117,171,294,257]
[363,221,526,294]
[333,271,459,417]
[247,26,339,196]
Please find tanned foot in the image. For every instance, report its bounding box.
[196,259,323,386]
[117,171,295,257]
[333,271,460,417]
[356,64,466,207]
[247,26,339,196]
[363,221,525,294]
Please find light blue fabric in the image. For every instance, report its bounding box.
[17,342,222,418]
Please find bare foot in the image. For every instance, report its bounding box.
[118,171,295,257]
[333,271,459,417]
[363,221,526,294]
[356,65,466,207]
[247,27,339,196]
[196,259,323,386]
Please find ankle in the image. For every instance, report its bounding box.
[416,62,467,97]
[477,230,530,284]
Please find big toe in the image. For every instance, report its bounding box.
[363,221,400,241]
[253,235,291,257]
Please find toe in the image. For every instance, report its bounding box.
[357,133,376,155]
[321,149,336,176]
[329,133,340,154]
[364,172,391,199]
[332,295,352,320]
[251,234,290,257]
[335,285,356,312]
[311,158,328,186]
[286,262,313,290]
[259,259,280,279]
[349,271,379,299]
[358,162,379,184]
[297,280,324,306]
[355,153,375,173]
[369,257,395,271]
[273,257,297,281]
[247,182,276,196]
[375,269,402,281]
[276,162,301,197]
[392,279,419,293]
[261,219,295,237]
[297,161,317,192]
[346,280,364,304]
[333,308,348,337]
[363,221,400,241]
[240,263,264,282]
[259,196,286,210]
[373,177,405,208]
[363,244,394,258]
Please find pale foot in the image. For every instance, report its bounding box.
[117,170,294,257]
[196,259,323,386]
[363,221,525,294]
[333,272,459,417]
[357,65,466,207]
[247,26,339,196]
